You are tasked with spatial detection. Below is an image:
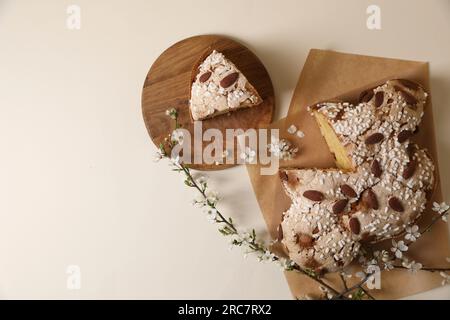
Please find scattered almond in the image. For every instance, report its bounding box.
[199,71,212,83]
[340,184,357,198]
[220,72,239,88]
[303,190,325,202]
[332,199,349,214]
[388,197,404,212]
[364,189,379,210]
[402,160,417,179]
[365,132,384,145]
[374,91,384,108]
[297,233,314,247]
[349,218,361,234]
[371,159,382,178]
[398,130,413,143]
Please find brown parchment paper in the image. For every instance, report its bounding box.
[246,49,450,299]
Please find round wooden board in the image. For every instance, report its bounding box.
[141,35,275,170]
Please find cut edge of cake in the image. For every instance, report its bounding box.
[313,110,354,171]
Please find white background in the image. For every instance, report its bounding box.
[0,0,449,299]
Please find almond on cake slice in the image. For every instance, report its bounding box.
[189,50,263,121]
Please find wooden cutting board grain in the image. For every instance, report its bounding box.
[141,35,275,170]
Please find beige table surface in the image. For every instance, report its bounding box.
[0,0,449,299]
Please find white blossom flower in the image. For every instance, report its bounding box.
[405,225,420,242]
[268,139,281,157]
[222,149,231,159]
[374,250,394,270]
[205,208,217,224]
[206,215,216,224]
[260,250,275,262]
[287,124,297,134]
[432,202,449,214]
[383,260,394,270]
[278,258,295,270]
[319,286,334,300]
[363,259,378,270]
[402,259,422,273]
[439,272,450,286]
[296,130,305,138]
[153,150,164,162]
[240,147,256,163]
[374,250,388,262]
[170,155,180,166]
[165,108,177,119]
[195,175,208,186]
[192,197,204,206]
[240,232,253,243]
[267,137,298,160]
[171,129,184,144]
[391,240,408,259]
[205,190,219,206]
[356,270,376,285]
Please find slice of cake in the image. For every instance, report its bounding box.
[189,50,263,121]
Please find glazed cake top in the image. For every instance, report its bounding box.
[189,50,262,120]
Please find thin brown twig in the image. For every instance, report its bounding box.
[333,272,374,300]
[359,286,375,300]
[339,273,349,291]
[392,265,450,272]
[418,209,448,236]
[179,163,236,232]
[291,266,341,297]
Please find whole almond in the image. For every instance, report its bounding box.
[363,189,379,210]
[388,197,404,212]
[406,143,417,159]
[359,90,374,103]
[277,224,283,241]
[199,71,212,83]
[332,199,349,215]
[340,184,357,198]
[220,72,239,88]
[304,258,320,269]
[402,160,417,179]
[303,190,325,202]
[374,91,384,108]
[371,160,382,178]
[399,90,418,105]
[365,132,384,145]
[398,130,413,143]
[279,171,288,181]
[349,218,361,235]
[297,233,314,247]
[361,232,377,243]
[398,79,419,90]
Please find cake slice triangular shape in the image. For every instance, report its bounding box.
[189,50,263,121]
